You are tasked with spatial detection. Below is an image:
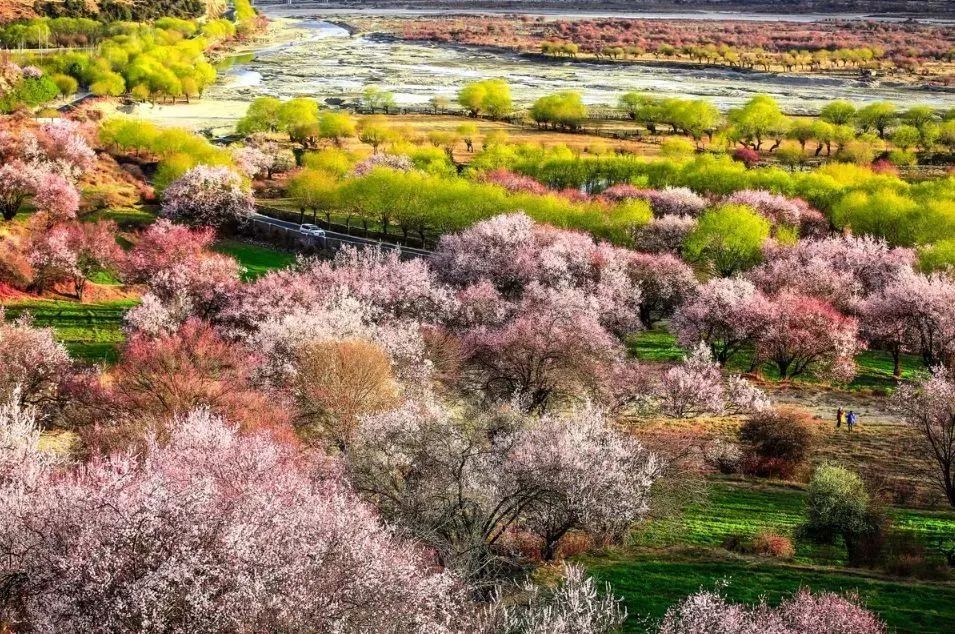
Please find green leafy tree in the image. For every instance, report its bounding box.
[891,125,921,152]
[856,101,897,139]
[51,73,78,97]
[819,100,857,126]
[362,86,397,114]
[456,123,478,152]
[787,120,815,152]
[902,105,937,130]
[457,79,511,119]
[319,112,356,147]
[684,204,771,275]
[358,116,392,154]
[675,99,721,148]
[236,96,282,135]
[618,93,665,134]
[727,95,790,151]
[288,168,340,224]
[530,91,588,131]
[803,464,883,563]
[278,98,321,133]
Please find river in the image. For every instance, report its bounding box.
[129,18,954,132]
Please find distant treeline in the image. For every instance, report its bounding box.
[34,0,206,22]
[248,0,955,18]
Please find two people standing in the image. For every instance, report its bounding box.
[836,406,857,432]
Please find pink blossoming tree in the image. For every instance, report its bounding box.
[0,309,73,419]
[672,277,770,366]
[0,408,470,632]
[657,588,885,634]
[0,161,43,221]
[864,271,955,369]
[162,166,255,229]
[895,370,955,507]
[124,219,241,326]
[632,214,698,253]
[349,398,658,578]
[626,252,698,328]
[755,292,862,382]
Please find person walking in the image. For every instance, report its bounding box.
[847,410,857,433]
[836,406,844,429]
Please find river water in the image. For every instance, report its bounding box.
[130,18,954,131]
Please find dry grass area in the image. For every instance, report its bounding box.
[626,408,940,508]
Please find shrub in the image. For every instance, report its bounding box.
[703,438,742,474]
[751,531,795,559]
[658,588,886,634]
[803,464,886,564]
[732,146,760,167]
[683,204,771,276]
[738,406,817,478]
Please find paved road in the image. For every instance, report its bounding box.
[250,211,433,258]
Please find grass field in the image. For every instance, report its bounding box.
[85,206,158,229]
[3,299,136,362]
[213,239,297,280]
[631,480,955,565]
[582,479,955,633]
[584,553,955,633]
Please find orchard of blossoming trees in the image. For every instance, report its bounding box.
[2,70,955,622]
[3,0,955,618]
[392,15,955,81]
[0,185,921,629]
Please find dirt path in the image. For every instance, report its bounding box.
[764,385,904,427]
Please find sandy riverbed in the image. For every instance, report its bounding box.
[128,17,955,133]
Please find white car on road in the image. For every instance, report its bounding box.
[299,224,326,238]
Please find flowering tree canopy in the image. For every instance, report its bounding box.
[657,344,770,418]
[32,172,80,224]
[0,309,72,419]
[352,153,415,177]
[348,399,658,578]
[895,370,955,507]
[626,252,698,328]
[657,588,885,634]
[864,271,955,369]
[755,292,861,382]
[0,409,469,632]
[750,235,915,312]
[632,214,698,253]
[124,219,241,328]
[0,161,44,221]
[103,320,293,446]
[672,277,769,365]
[162,165,255,228]
[433,213,642,334]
